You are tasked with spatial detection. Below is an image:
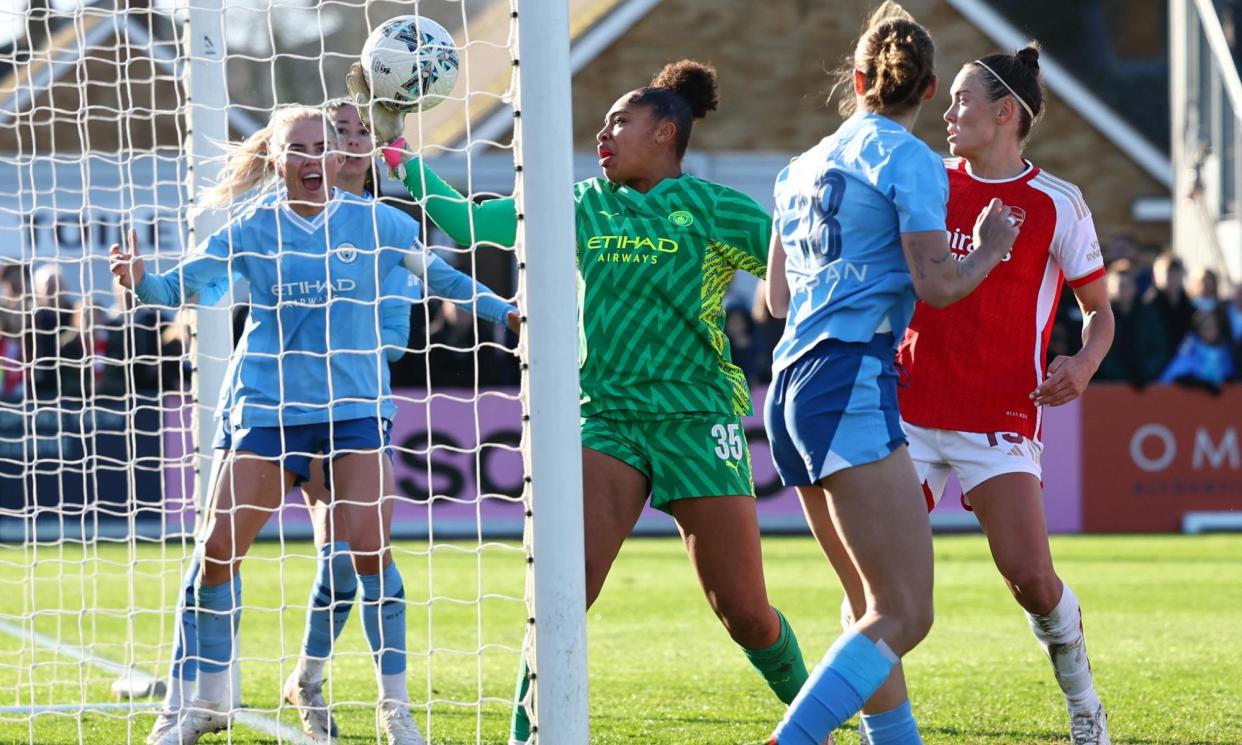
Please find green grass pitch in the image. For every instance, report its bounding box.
[0,534,1238,744]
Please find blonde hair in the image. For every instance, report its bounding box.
[198,105,339,209]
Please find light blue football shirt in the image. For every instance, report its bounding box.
[137,188,513,428]
[771,112,948,373]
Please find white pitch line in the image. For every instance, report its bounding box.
[0,702,159,714]
[0,617,314,744]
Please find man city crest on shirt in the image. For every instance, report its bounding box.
[667,210,694,227]
[334,242,359,264]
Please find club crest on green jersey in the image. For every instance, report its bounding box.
[668,210,694,227]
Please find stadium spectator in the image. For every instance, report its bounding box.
[1194,266,1236,353]
[1047,291,1085,363]
[1103,231,1154,294]
[1096,259,1169,386]
[158,308,194,392]
[1229,284,1242,374]
[1159,308,1237,392]
[725,305,759,383]
[29,264,86,402]
[1102,231,1137,265]
[748,284,783,385]
[0,272,25,403]
[1143,253,1195,357]
[1191,266,1219,308]
[96,281,165,397]
[425,299,477,386]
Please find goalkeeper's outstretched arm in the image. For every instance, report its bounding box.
[388,143,519,249]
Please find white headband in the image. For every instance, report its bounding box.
[974,60,1035,120]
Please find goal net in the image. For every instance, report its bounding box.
[0,1,584,743]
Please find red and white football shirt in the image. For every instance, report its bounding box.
[897,159,1105,441]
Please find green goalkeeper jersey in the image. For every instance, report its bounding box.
[397,161,770,418]
[574,175,769,418]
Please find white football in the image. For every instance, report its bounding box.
[361,15,459,113]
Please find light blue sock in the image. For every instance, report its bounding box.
[360,563,406,675]
[302,541,358,659]
[770,630,897,745]
[861,700,923,745]
[169,557,200,685]
[196,575,242,675]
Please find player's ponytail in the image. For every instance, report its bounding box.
[971,43,1044,141]
[630,59,718,159]
[198,106,338,209]
[830,1,935,118]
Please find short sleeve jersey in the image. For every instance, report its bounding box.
[137,189,424,427]
[573,174,770,418]
[897,159,1105,440]
[772,112,948,373]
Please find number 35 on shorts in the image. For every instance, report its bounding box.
[711,422,745,461]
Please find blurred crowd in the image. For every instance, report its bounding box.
[3,230,1240,410]
[0,248,521,408]
[1,262,186,406]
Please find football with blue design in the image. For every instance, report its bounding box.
[361,15,459,112]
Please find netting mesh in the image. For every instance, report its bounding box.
[0,1,538,742]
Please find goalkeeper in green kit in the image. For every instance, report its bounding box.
[350,59,817,744]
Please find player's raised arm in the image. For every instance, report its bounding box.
[109,228,230,308]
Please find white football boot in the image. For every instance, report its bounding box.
[378,701,428,745]
[1070,704,1111,745]
[152,700,227,745]
[283,670,340,742]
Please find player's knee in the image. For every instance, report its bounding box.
[873,592,933,651]
[351,553,382,577]
[200,537,238,584]
[1004,566,1062,615]
[905,600,934,646]
[716,600,776,648]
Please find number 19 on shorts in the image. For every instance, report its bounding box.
[711,423,744,461]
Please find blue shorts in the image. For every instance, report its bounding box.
[215,417,392,484]
[765,335,906,487]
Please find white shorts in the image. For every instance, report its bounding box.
[902,422,1043,509]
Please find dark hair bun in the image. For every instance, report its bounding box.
[1016,43,1041,74]
[651,59,718,119]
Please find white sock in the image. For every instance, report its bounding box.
[1026,583,1101,713]
[162,675,189,712]
[295,656,326,685]
[379,672,409,706]
[196,670,230,709]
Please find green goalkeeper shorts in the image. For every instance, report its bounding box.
[580,413,755,513]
